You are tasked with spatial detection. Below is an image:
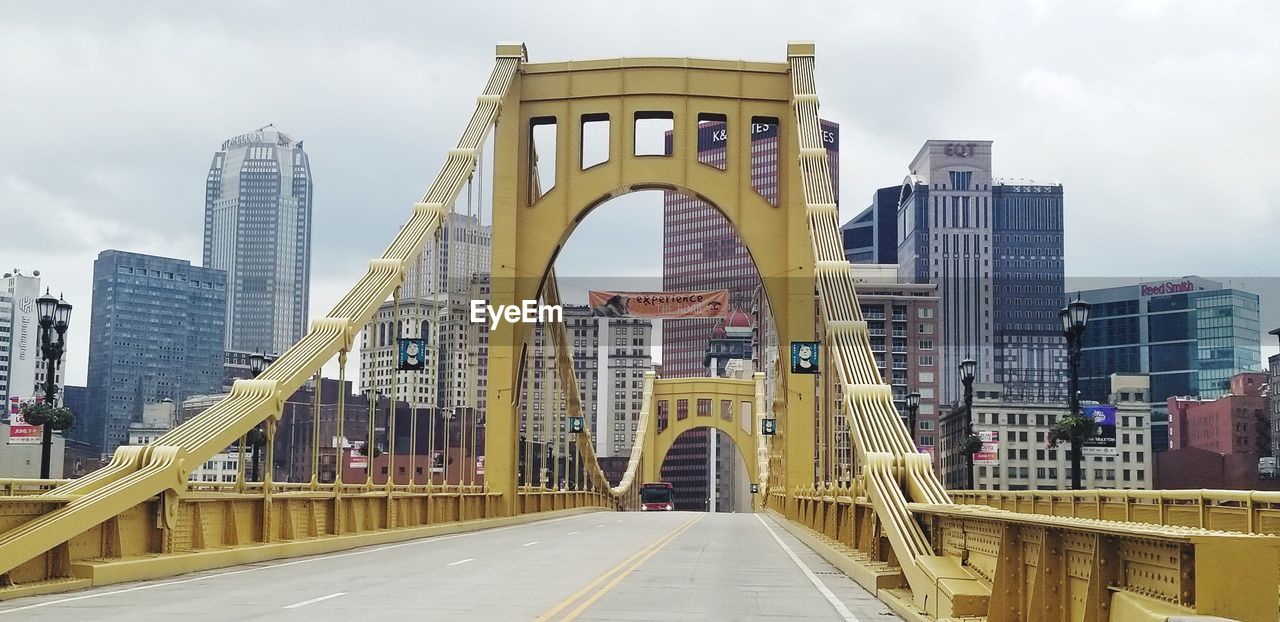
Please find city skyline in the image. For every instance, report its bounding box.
[2,3,1279,388]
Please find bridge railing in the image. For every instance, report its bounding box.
[0,479,69,497]
[951,488,1280,535]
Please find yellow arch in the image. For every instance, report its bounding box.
[639,375,767,507]
[486,50,818,515]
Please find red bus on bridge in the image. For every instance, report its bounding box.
[639,482,674,511]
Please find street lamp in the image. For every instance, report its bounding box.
[248,352,267,378]
[1060,296,1091,490]
[36,290,71,479]
[241,352,272,481]
[959,358,977,490]
[904,392,921,447]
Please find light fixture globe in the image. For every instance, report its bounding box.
[1067,297,1090,330]
[54,295,72,327]
[248,352,267,376]
[36,289,58,324]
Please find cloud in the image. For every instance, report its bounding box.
[2,1,1278,387]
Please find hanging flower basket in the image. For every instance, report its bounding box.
[1047,414,1098,448]
[958,434,984,456]
[20,402,75,431]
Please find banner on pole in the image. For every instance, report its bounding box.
[1082,404,1118,456]
[7,396,42,445]
[973,430,1000,465]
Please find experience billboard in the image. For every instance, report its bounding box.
[588,290,728,319]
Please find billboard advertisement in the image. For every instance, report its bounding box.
[972,430,1000,465]
[5,276,40,406]
[588,290,728,319]
[348,442,369,469]
[1081,404,1118,456]
[7,396,42,445]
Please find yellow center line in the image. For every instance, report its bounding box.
[557,515,703,622]
[535,515,701,622]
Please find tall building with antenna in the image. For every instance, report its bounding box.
[203,125,313,357]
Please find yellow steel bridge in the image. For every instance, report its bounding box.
[0,43,1274,621]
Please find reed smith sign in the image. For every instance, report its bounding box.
[1139,280,1197,297]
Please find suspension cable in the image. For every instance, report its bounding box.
[463,173,476,488]
[365,388,376,489]
[311,369,321,489]
[409,248,422,489]
[430,216,442,490]
[336,349,347,487]
[388,286,401,490]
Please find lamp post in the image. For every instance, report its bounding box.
[245,352,268,481]
[905,392,921,448]
[1060,296,1091,490]
[959,358,977,490]
[35,290,72,479]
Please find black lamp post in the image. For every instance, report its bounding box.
[35,290,71,479]
[1060,296,1091,490]
[248,352,267,378]
[959,358,977,490]
[905,392,921,447]
[245,352,268,481]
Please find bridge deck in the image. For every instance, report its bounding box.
[0,512,896,621]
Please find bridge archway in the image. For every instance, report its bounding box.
[485,53,818,515]
[644,375,766,511]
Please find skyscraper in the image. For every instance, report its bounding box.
[842,186,901,264]
[990,179,1067,403]
[203,125,312,356]
[86,251,226,454]
[1077,277,1261,452]
[519,306,652,460]
[661,119,838,509]
[895,140,1066,404]
[359,211,494,425]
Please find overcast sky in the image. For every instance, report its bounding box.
[2,1,1278,387]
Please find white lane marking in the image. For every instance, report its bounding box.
[284,592,346,609]
[0,513,589,615]
[567,531,579,535]
[595,524,605,528]
[447,558,474,566]
[755,515,860,622]
[521,541,540,547]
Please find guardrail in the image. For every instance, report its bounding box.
[0,478,70,496]
[950,488,1280,535]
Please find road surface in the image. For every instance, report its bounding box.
[0,511,899,620]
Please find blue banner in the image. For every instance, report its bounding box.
[1081,404,1117,456]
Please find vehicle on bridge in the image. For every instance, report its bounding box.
[639,482,674,511]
